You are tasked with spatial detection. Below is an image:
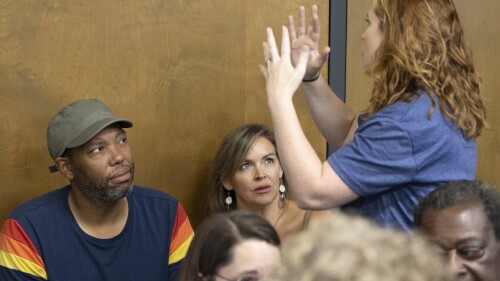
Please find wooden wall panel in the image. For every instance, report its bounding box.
[346,0,500,187]
[0,0,328,228]
[454,0,500,186]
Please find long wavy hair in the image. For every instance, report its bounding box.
[368,0,486,139]
[206,123,285,212]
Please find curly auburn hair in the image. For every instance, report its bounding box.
[368,0,486,139]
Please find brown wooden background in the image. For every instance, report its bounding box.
[0,0,328,228]
[1,0,498,229]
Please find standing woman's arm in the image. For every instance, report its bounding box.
[260,26,358,210]
[289,5,357,151]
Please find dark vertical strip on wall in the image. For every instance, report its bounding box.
[327,0,347,156]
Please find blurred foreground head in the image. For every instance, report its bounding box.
[272,210,452,281]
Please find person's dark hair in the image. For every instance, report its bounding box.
[206,123,286,212]
[414,180,500,239]
[179,210,281,281]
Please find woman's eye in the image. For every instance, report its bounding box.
[265,157,274,164]
[240,163,251,170]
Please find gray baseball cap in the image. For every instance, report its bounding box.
[47,99,133,173]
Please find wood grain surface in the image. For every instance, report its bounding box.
[0,0,329,228]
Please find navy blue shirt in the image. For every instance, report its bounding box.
[0,185,193,281]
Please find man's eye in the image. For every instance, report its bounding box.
[239,276,259,281]
[458,247,484,260]
[90,146,104,153]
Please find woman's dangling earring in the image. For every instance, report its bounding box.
[279,180,286,202]
[225,190,233,210]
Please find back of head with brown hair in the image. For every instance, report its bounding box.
[179,210,281,281]
[368,0,486,139]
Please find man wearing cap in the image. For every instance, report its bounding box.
[0,99,194,281]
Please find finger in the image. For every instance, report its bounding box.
[298,6,306,35]
[296,45,310,76]
[306,19,313,37]
[311,6,321,36]
[262,41,271,60]
[288,15,297,40]
[259,64,269,80]
[281,26,290,59]
[266,27,280,60]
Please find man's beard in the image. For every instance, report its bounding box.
[71,163,135,207]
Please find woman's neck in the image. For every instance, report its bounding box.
[238,199,287,228]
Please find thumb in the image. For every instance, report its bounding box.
[320,46,331,63]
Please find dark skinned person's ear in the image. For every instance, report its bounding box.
[54,156,74,180]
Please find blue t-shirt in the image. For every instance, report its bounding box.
[0,185,194,281]
[328,92,476,231]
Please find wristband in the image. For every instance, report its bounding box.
[302,73,320,82]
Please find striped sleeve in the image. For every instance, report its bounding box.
[0,219,47,280]
[168,204,194,265]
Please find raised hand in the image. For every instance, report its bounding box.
[289,5,330,80]
[259,26,310,105]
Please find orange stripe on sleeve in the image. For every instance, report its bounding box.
[168,232,193,265]
[0,219,44,268]
[168,204,193,264]
[0,233,43,267]
[0,219,47,279]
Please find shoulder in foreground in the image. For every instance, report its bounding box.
[9,185,70,219]
[130,185,179,203]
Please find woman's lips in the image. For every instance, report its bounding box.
[254,186,271,194]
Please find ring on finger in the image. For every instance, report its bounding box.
[264,57,272,65]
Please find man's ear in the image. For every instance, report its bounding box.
[221,177,233,191]
[54,157,74,180]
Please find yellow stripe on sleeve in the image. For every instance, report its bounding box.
[0,249,47,280]
[168,232,194,265]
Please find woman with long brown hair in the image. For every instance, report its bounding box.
[206,123,331,242]
[259,0,486,231]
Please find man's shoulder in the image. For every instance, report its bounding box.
[9,186,70,220]
[130,185,179,205]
